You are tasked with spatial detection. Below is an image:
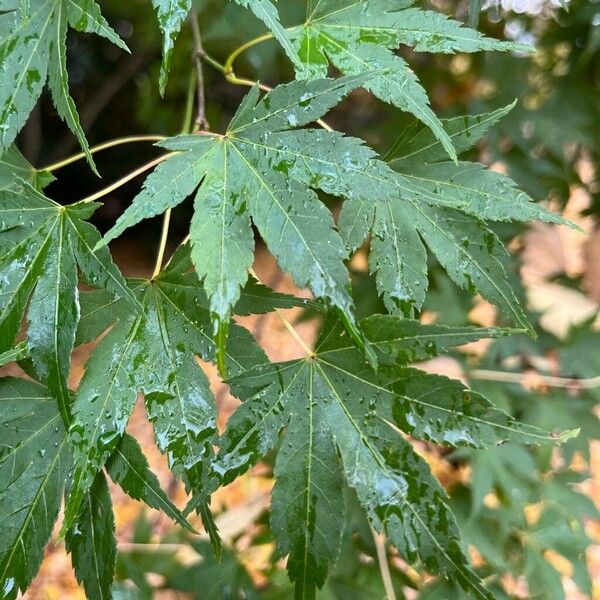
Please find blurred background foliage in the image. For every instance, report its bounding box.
[17,0,600,597]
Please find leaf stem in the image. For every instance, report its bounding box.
[152,208,172,278]
[40,135,166,172]
[152,46,201,278]
[249,268,314,357]
[189,9,210,130]
[372,528,397,600]
[223,32,274,75]
[76,155,172,204]
[198,51,333,131]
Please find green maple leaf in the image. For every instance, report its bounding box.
[205,316,570,599]
[387,103,575,226]
[0,378,189,597]
[0,377,71,600]
[0,0,128,170]
[285,0,530,160]
[97,76,379,370]
[0,182,140,421]
[338,105,573,329]
[62,243,299,542]
[152,0,301,93]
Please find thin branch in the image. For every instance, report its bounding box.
[199,49,333,131]
[41,135,166,172]
[372,528,397,600]
[189,10,210,130]
[469,369,600,390]
[76,154,172,204]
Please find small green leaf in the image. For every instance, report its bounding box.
[0,342,28,367]
[66,472,117,600]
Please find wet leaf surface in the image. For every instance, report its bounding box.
[0,0,128,167]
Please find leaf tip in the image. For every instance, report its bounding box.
[556,428,580,444]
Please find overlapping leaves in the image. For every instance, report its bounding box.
[284,0,529,160]
[0,376,193,599]
[205,316,570,599]
[62,244,303,541]
[0,182,139,420]
[339,103,572,328]
[97,75,380,369]
[98,76,568,352]
[0,0,128,169]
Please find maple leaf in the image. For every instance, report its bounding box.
[97,76,379,370]
[0,0,128,170]
[0,182,140,421]
[387,103,575,225]
[205,315,571,599]
[61,243,302,544]
[285,0,530,160]
[338,105,574,329]
[0,377,191,599]
[0,145,53,192]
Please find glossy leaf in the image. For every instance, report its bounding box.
[0,377,70,599]
[0,0,127,167]
[210,317,567,599]
[98,77,375,364]
[388,106,574,227]
[0,183,139,421]
[64,255,271,536]
[286,0,530,159]
[66,472,116,600]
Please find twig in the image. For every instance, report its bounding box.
[189,10,210,131]
[469,369,600,390]
[41,135,166,172]
[372,528,397,600]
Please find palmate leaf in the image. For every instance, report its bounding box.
[97,76,379,368]
[337,105,571,328]
[62,244,292,539]
[285,0,530,160]
[207,317,569,599]
[0,377,70,600]
[0,0,128,169]
[387,104,574,226]
[152,0,301,93]
[0,182,139,421]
